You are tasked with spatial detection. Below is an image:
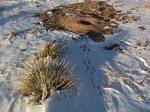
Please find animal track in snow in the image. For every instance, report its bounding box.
[80,43,98,90]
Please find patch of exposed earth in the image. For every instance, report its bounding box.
[36,1,136,42]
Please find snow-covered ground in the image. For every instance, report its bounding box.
[0,0,150,112]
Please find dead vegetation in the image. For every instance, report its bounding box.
[104,67,134,87]
[36,41,65,59]
[116,11,138,23]
[36,1,136,42]
[18,41,76,103]
[133,39,150,54]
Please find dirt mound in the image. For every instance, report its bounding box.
[36,1,134,42]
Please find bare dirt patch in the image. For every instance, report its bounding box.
[36,1,135,42]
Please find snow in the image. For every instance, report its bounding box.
[0,0,150,112]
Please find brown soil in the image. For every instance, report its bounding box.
[36,1,134,42]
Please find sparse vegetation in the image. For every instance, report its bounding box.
[104,67,135,87]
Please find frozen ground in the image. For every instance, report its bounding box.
[0,0,150,112]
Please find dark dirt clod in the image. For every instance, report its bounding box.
[105,43,124,53]
[138,26,146,31]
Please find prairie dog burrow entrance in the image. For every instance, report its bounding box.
[36,1,134,42]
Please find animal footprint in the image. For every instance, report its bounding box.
[80,44,90,53]
[86,65,90,71]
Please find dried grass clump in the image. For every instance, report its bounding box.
[18,57,76,103]
[36,41,65,59]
